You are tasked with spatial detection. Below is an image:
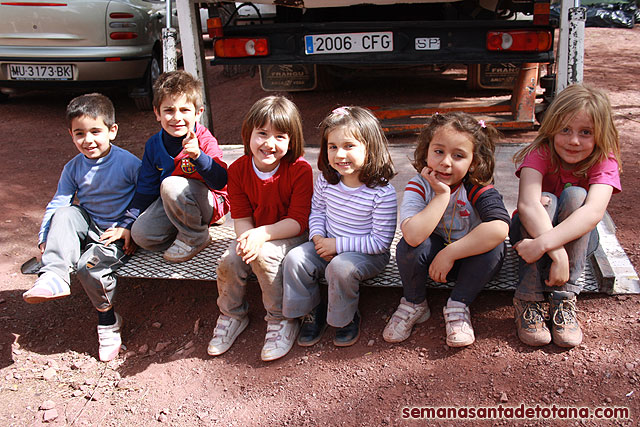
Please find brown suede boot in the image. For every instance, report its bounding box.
[549,292,583,348]
[513,297,551,346]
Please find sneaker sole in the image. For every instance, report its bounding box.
[297,323,328,347]
[163,238,211,263]
[23,289,70,304]
[207,316,249,356]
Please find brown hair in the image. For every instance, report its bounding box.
[241,96,305,163]
[66,93,116,129]
[513,83,621,175]
[152,70,203,110]
[318,106,396,188]
[414,112,500,186]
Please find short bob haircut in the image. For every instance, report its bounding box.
[152,70,204,110]
[318,106,396,188]
[241,95,305,163]
[514,83,621,176]
[414,111,501,186]
[66,93,116,130]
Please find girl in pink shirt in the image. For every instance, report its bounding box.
[511,84,621,348]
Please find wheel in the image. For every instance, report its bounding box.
[132,49,162,111]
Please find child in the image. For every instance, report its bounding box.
[282,106,397,348]
[22,93,141,362]
[129,70,229,262]
[383,112,510,348]
[207,96,313,362]
[510,84,621,348]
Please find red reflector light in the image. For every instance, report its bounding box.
[105,57,121,62]
[207,17,223,38]
[110,12,134,19]
[1,2,66,5]
[110,32,138,40]
[214,38,269,58]
[486,30,552,52]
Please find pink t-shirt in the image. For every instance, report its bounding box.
[515,146,621,196]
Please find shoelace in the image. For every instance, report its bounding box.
[552,300,578,326]
[522,302,548,325]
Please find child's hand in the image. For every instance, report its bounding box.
[421,166,450,196]
[38,242,46,254]
[512,238,545,264]
[429,249,454,283]
[546,251,570,287]
[313,236,337,261]
[182,130,201,160]
[236,227,268,264]
[100,227,137,255]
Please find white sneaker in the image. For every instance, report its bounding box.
[207,314,249,356]
[97,312,123,362]
[163,237,210,263]
[261,319,300,362]
[383,297,431,343]
[443,299,475,347]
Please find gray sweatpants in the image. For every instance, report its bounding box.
[131,176,214,251]
[282,241,390,328]
[40,205,126,312]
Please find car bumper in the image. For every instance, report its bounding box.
[0,45,152,82]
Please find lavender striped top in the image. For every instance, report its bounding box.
[309,174,397,255]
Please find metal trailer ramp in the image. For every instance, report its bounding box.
[115,222,639,295]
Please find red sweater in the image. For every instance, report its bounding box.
[228,155,313,233]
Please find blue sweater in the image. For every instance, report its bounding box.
[38,145,141,244]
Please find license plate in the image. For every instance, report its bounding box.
[415,37,441,51]
[305,32,393,55]
[9,64,73,80]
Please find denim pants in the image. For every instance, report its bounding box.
[396,235,505,305]
[216,233,308,322]
[510,186,599,302]
[40,205,127,311]
[131,176,215,251]
[282,241,390,328]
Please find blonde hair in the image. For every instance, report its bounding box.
[414,112,501,186]
[241,96,305,163]
[514,83,621,176]
[318,106,396,188]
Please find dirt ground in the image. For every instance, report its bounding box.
[1,26,640,426]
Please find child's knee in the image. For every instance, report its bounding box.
[560,186,588,210]
[160,175,188,200]
[325,256,357,282]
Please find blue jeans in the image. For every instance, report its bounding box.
[396,235,505,305]
[510,186,599,301]
[282,241,390,327]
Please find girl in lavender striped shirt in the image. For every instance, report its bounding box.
[283,106,397,347]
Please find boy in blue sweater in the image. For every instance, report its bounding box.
[23,93,141,362]
[129,71,228,262]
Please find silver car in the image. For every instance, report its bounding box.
[0,0,176,110]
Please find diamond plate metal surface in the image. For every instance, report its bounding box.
[116,227,600,292]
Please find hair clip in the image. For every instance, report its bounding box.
[332,107,349,116]
[478,120,487,128]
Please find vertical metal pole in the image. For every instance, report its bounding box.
[162,0,178,72]
[556,0,586,92]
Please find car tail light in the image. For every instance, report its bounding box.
[486,30,552,52]
[110,32,138,40]
[214,38,269,58]
[207,17,223,38]
[110,12,134,19]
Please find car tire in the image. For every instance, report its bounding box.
[132,49,162,111]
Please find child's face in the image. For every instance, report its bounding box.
[426,124,474,187]
[553,110,595,168]
[69,115,117,159]
[249,120,290,172]
[327,126,366,187]
[154,94,204,138]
